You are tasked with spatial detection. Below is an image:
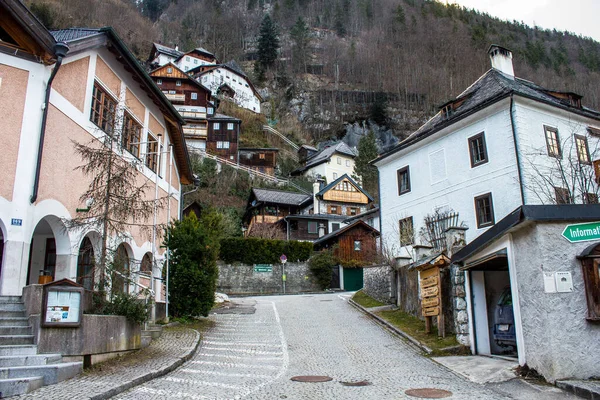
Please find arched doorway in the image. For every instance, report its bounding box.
[77,237,95,290]
[27,216,70,285]
[112,244,131,295]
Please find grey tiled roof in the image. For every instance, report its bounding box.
[210,113,241,121]
[223,60,246,77]
[293,142,357,174]
[153,43,183,59]
[252,188,311,206]
[314,220,380,246]
[51,28,102,42]
[378,68,600,162]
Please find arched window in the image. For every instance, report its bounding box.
[140,253,152,275]
[77,237,95,290]
[112,244,130,295]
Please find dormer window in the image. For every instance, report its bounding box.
[442,105,453,119]
[167,67,173,74]
[569,95,582,108]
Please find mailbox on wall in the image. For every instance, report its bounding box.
[42,279,84,328]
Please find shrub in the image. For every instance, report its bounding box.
[309,250,338,290]
[165,210,224,317]
[91,291,151,324]
[220,237,313,264]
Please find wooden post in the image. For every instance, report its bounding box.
[425,316,432,334]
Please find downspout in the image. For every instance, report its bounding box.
[509,95,526,206]
[30,42,70,203]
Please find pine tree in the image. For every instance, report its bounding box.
[353,130,379,201]
[256,14,280,72]
[290,16,311,73]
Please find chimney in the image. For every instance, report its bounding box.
[488,45,514,79]
[318,223,326,238]
[444,226,468,258]
[175,45,179,51]
[313,181,321,215]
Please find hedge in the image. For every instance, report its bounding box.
[219,238,313,264]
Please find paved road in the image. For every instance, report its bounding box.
[114,293,570,400]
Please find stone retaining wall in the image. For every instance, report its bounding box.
[217,262,321,295]
[363,265,394,304]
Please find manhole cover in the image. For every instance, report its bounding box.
[341,380,371,386]
[405,388,453,398]
[291,376,333,383]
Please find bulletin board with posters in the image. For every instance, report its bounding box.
[42,282,84,328]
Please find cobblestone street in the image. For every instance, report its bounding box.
[113,293,571,400]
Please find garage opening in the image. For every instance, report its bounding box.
[466,249,518,358]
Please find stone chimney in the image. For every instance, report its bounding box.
[318,223,326,238]
[488,45,514,79]
[313,181,321,215]
[444,227,468,258]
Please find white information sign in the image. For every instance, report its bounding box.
[45,290,81,324]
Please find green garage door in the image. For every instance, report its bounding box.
[344,268,363,291]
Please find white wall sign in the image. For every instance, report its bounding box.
[555,272,573,293]
[543,272,557,293]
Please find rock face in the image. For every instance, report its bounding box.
[342,121,399,152]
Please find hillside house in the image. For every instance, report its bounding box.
[190,60,262,113]
[238,148,279,176]
[207,114,241,162]
[291,142,358,183]
[148,43,217,71]
[373,45,600,377]
[0,3,192,314]
[149,63,214,150]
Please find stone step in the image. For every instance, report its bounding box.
[0,362,83,385]
[0,297,24,304]
[0,336,35,346]
[0,310,26,319]
[0,303,25,312]
[141,329,162,340]
[0,376,44,397]
[0,318,30,327]
[0,346,38,356]
[0,354,62,368]
[0,326,32,336]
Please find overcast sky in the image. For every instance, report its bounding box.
[448,0,600,42]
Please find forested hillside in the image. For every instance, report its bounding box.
[28,0,600,141]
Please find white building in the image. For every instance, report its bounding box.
[148,43,217,72]
[291,142,358,184]
[374,45,600,259]
[191,61,263,113]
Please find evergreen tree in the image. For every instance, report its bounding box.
[165,211,224,317]
[256,14,280,72]
[370,95,389,126]
[353,130,379,200]
[290,17,311,73]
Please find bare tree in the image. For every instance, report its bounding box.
[522,126,599,205]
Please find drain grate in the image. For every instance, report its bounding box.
[340,380,371,387]
[405,388,453,398]
[291,376,333,383]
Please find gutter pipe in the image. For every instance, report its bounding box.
[509,95,526,205]
[30,42,69,203]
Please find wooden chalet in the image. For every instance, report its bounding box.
[243,188,312,237]
[149,63,214,150]
[238,148,278,176]
[314,174,373,219]
[314,220,380,266]
[207,113,241,162]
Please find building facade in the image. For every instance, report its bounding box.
[0,6,192,305]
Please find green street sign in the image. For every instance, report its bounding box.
[562,221,600,243]
[254,264,273,272]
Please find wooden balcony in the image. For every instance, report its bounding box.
[183,127,207,137]
[165,93,185,102]
[179,111,207,119]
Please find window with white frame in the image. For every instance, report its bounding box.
[213,122,220,130]
[191,92,198,100]
[156,79,162,85]
[176,80,181,86]
[227,123,234,130]
[216,141,230,149]
[146,132,159,173]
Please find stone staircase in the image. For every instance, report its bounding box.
[141,323,163,348]
[0,296,83,397]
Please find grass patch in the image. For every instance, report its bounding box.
[377,309,459,351]
[352,290,385,308]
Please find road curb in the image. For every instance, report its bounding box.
[348,298,433,354]
[88,328,202,400]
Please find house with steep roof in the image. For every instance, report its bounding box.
[291,142,357,183]
[148,43,217,71]
[373,45,600,368]
[0,2,193,314]
[190,60,262,113]
[207,113,241,162]
[149,63,214,151]
[238,148,279,176]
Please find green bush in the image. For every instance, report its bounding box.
[219,237,313,264]
[91,292,151,324]
[309,250,338,290]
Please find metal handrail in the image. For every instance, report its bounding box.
[262,125,300,152]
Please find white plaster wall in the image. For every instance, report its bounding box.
[376,99,522,258]
[199,68,261,113]
[513,98,600,205]
[176,56,211,72]
[305,154,356,184]
[510,222,600,381]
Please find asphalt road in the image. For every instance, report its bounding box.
[114,292,572,400]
